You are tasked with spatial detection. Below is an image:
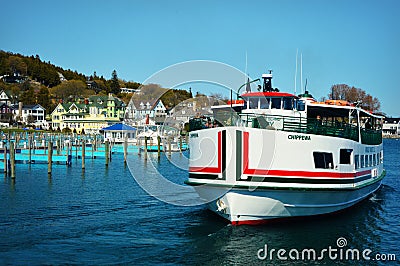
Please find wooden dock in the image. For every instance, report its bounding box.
[0,131,188,177]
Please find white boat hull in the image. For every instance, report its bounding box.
[193,179,382,225]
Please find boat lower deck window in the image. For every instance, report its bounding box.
[340,149,353,164]
[313,152,334,169]
[361,155,365,168]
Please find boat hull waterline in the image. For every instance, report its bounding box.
[188,176,384,225]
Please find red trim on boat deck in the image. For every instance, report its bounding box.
[242,131,371,178]
[189,131,222,174]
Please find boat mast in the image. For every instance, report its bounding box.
[300,53,303,93]
[294,49,298,95]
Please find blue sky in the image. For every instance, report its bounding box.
[1,0,399,116]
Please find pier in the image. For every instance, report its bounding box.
[0,131,188,177]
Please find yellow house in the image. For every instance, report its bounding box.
[50,94,126,134]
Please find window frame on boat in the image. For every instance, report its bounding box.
[339,149,353,164]
[313,152,334,169]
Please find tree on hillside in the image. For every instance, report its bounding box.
[110,70,120,94]
[125,81,141,90]
[329,84,380,112]
[8,84,21,104]
[19,87,36,105]
[130,84,167,104]
[60,68,87,82]
[6,56,27,76]
[36,87,51,111]
[92,79,108,92]
[161,89,193,108]
[51,80,90,101]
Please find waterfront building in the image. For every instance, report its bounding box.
[12,103,46,126]
[383,117,400,135]
[50,94,126,134]
[124,98,167,126]
[0,102,12,125]
[120,87,139,94]
[101,123,137,143]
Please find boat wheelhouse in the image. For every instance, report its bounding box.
[186,71,385,225]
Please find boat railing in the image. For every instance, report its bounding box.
[190,112,382,145]
[239,114,363,142]
[360,128,382,145]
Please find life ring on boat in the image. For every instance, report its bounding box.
[216,199,227,212]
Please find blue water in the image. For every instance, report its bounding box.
[0,140,399,265]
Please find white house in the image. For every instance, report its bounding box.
[383,117,400,135]
[12,104,47,126]
[120,87,139,94]
[127,98,167,125]
[0,90,12,106]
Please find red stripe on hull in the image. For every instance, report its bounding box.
[189,131,222,174]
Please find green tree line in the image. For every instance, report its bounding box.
[0,50,144,114]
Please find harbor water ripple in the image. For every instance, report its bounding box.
[0,139,399,265]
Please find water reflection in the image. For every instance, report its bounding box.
[181,192,389,265]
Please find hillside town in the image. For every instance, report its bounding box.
[0,50,399,138]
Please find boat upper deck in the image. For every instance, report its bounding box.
[191,72,383,145]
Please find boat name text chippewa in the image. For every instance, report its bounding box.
[288,134,311,141]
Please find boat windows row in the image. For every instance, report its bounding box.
[247,97,305,111]
[354,152,383,169]
[313,150,383,169]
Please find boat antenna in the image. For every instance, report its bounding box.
[245,50,248,80]
[305,78,308,92]
[300,53,303,94]
[294,49,298,95]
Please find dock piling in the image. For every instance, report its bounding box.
[144,136,148,160]
[82,139,85,169]
[3,145,7,173]
[105,140,109,166]
[48,141,52,174]
[157,136,161,159]
[10,142,15,178]
[28,134,32,164]
[168,137,172,157]
[123,137,128,163]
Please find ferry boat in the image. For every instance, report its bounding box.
[186,71,385,225]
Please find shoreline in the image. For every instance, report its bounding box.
[383,134,400,139]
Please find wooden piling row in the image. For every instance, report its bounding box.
[0,130,187,178]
